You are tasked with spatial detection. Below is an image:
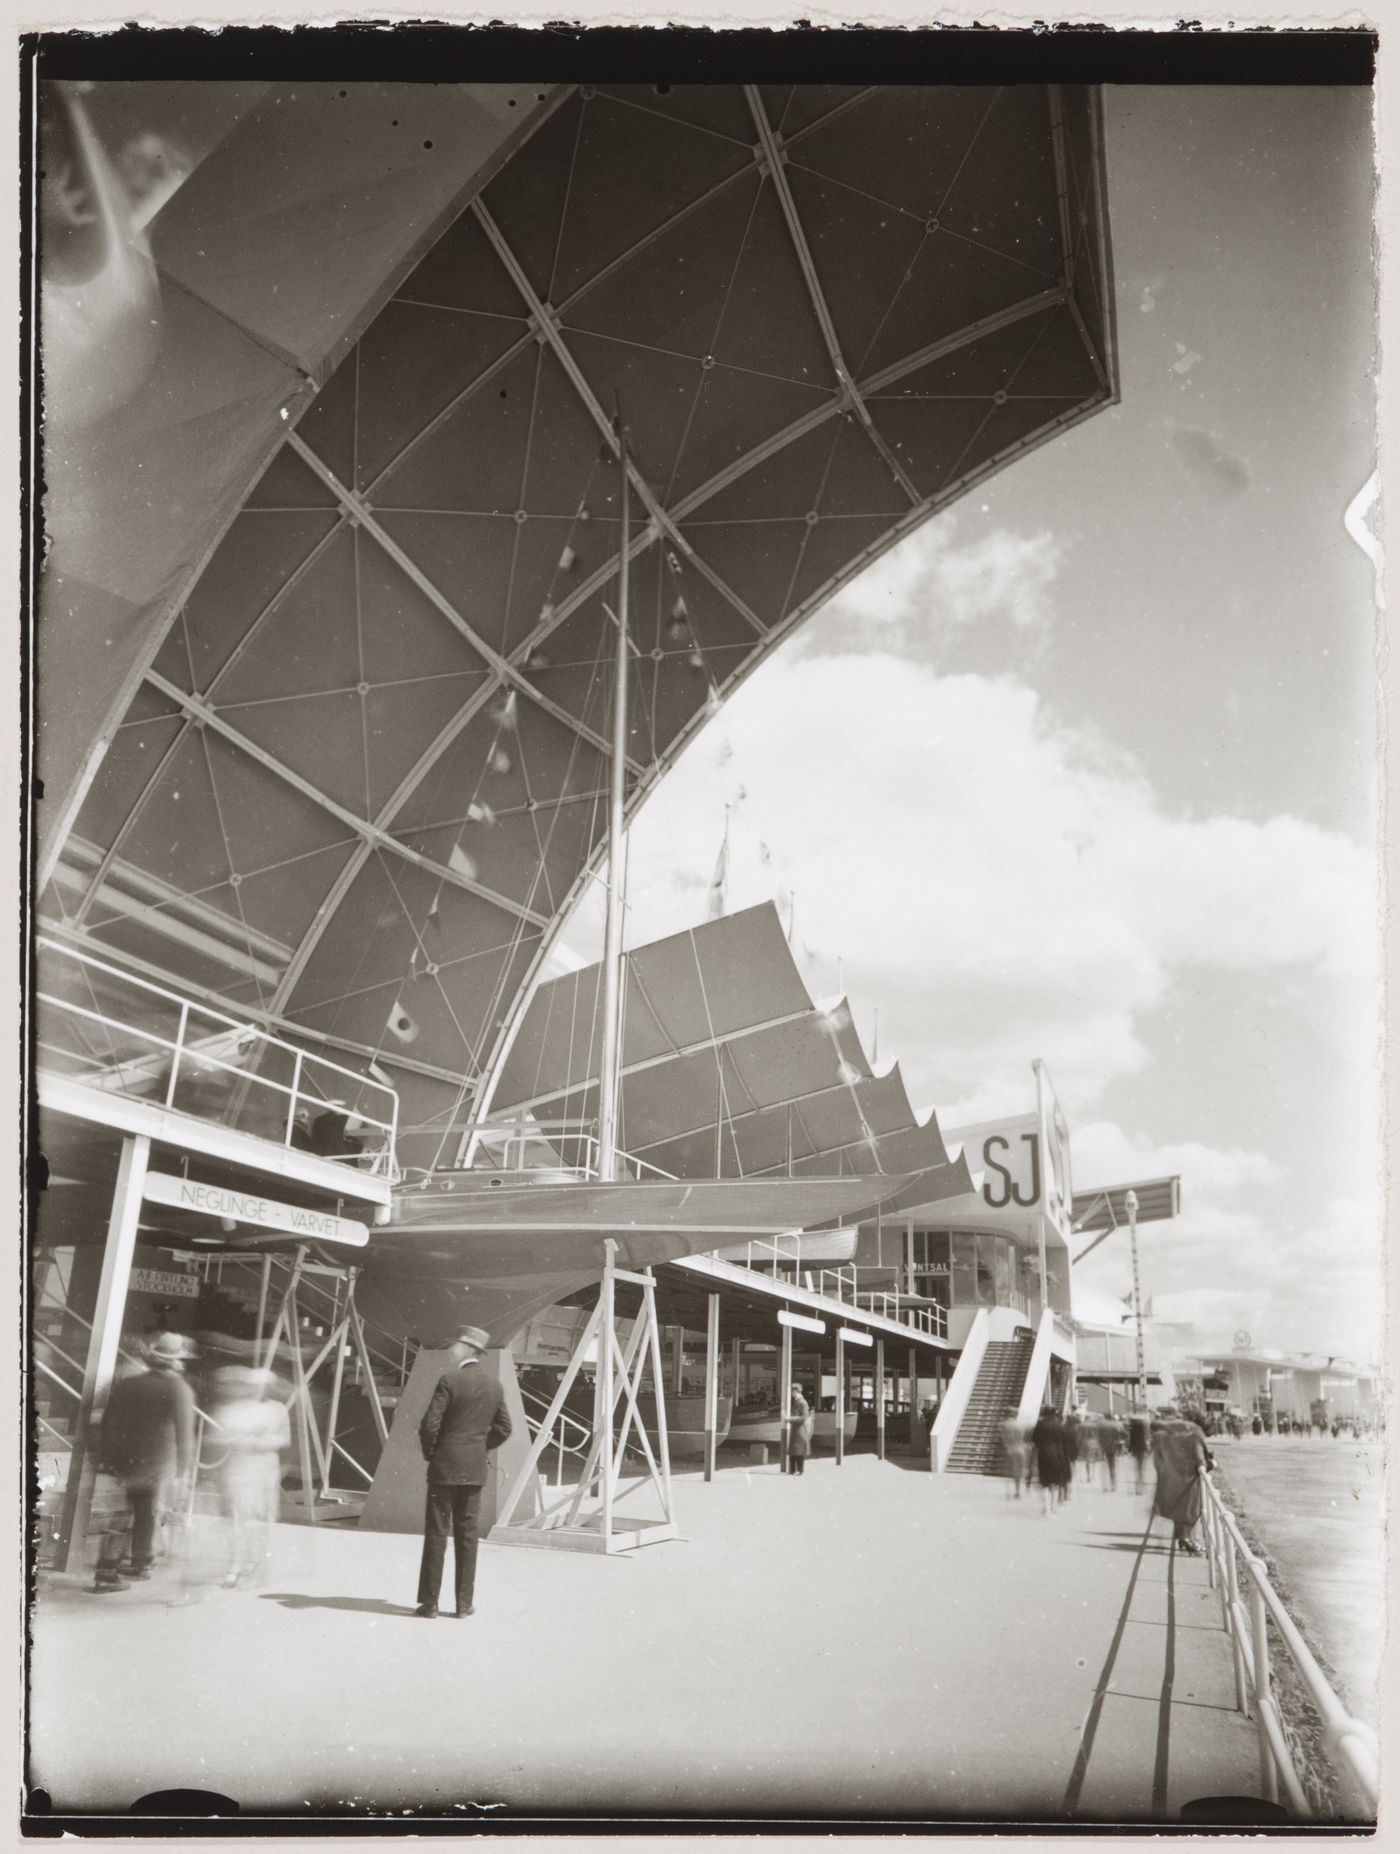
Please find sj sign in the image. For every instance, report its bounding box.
[143,1171,368,1248]
[951,1113,1044,1210]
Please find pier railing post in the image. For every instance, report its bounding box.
[779,1320,793,1473]
[835,1332,846,1467]
[1223,1524,1249,1715]
[703,1293,719,1483]
[1248,1567,1278,1803]
[875,1338,886,1462]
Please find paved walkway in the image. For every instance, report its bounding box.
[30,1455,1261,1824]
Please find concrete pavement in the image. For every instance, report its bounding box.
[30,1453,1263,1824]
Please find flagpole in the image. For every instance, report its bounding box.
[597,415,630,1183]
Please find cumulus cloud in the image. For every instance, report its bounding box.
[615,649,1373,1119]
[1072,1122,1282,1198]
[1070,1122,1381,1361]
[812,512,1064,643]
[562,636,1378,1361]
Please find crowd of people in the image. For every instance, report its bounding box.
[998,1403,1215,1552]
[87,1327,291,1597]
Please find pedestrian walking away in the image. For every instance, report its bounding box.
[213,1366,290,1588]
[1127,1411,1151,1492]
[1095,1412,1126,1491]
[415,1326,511,1618]
[999,1406,1028,1498]
[1030,1406,1073,1516]
[1150,1414,1213,1554]
[92,1331,196,1591]
[785,1384,812,1476]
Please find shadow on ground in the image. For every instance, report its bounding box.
[259,1593,417,1618]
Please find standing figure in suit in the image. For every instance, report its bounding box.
[415,1326,511,1619]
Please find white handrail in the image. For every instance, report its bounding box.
[1198,1467,1378,1818]
[37,936,400,1164]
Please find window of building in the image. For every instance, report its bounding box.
[951,1232,977,1306]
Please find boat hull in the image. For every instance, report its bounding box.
[727,1409,858,1449]
[634,1393,733,1458]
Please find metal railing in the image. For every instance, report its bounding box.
[721,1237,949,1341]
[470,1119,677,1183]
[35,934,399,1177]
[518,1383,593,1488]
[853,1289,948,1341]
[1198,1467,1379,1820]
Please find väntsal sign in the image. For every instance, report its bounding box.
[142,1172,368,1247]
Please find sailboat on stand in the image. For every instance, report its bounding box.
[353,412,916,1547]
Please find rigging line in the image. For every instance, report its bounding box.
[376,854,483,1082]
[545,91,588,312]
[849,223,931,390]
[193,722,270,1017]
[1062,1507,1159,1817]
[575,608,618,1163]
[1151,1537,1178,1815]
[936,303,1062,498]
[662,169,767,509]
[614,807,635,1167]
[683,921,741,1179]
[354,529,372,827]
[425,574,611,1175]
[776,416,848,621]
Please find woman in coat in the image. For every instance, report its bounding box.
[1151,1416,1212,1553]
[785,1384,813,1477]
[1030,1407,1073,1515]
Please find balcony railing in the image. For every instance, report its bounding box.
[36,935,398,1179]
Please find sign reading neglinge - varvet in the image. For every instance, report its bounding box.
[142,1171,368,1247]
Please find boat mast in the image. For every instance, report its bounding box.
[597,413,630,1183]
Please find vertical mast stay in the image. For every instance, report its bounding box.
[597,411,630,1183]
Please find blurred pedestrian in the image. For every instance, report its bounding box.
[1151,1415,1212,1554]
[212,1366,290,1587]
[415,1326,511,1619]
[1075,1411,1101,1483]
[1062,1409,1084,1497]
[785,1384,813,1477]
[1096,1412,1126,1490]
[999,1406,1028,1498]
[1127,1410,1151,1491]
[91,1332,195,1592]
[1030,1406,1072,1516]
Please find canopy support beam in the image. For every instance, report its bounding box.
[745,87,922,508]
[143,670,550,931]
[471,197,768,640]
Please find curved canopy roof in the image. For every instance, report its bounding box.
[39,82,1117,1177]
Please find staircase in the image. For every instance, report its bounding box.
[945,1333,1035,1474]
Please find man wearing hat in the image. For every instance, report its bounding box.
[415,1325,511,1618]
[92,1331,196,1591]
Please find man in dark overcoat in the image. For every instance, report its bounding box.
[93,1330,196,1590]
[1151,1415,1212,1554]
[415,1325,511,1618]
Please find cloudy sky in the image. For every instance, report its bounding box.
[570,86,1382,1364]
